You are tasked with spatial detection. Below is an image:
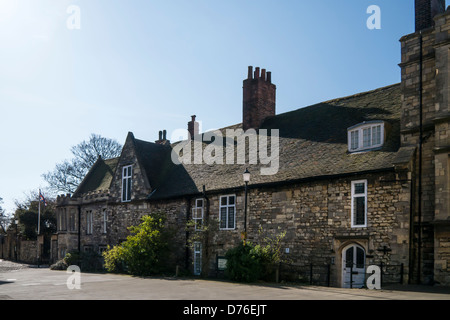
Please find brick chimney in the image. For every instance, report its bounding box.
[188,115,199,140]
[243,66,276,131]
[415,0,446,31]
[155,130,170,145]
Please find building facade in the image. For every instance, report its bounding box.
[54,1,450,287]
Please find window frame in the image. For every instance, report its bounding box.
[68,208,76,232]
[59,208,67,231]
[351,180,368,228]
[193,242,202,276]
[121,165,132,202]
[102,208,107,234]
[192,198,204,231]
[347,121,384,153]
[219,194,236,230]
[86,210,93,235]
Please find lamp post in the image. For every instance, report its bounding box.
[14,219,19,262]
[243,168,250,245]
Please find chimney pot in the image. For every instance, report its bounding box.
[156,129,170,145]
[188,115,199,140]
[248,66,253,80]
[254,67,260,79]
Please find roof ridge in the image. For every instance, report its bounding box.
[320,83,400,105]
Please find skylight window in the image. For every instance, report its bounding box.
[347,121,385,152]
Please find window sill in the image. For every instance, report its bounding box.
[351,225,367,228]
[348,146,383,154]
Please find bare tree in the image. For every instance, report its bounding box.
[0,197,9,233]
[43,134,122,193]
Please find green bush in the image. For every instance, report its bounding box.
[103,245,126,274]
[225,228,287,282]
[102,212,170,276]
[225,243,265,282]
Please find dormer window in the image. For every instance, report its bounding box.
[347,121,385,153]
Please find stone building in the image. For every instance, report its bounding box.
[54,0,450,287]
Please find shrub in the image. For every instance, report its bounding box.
[63,250,103,272]
[50,259,68,270]
[225,243,264,282]
[103,245,127,274]
[50,251,103,272]
[225,227,287,282]
[103,212,170,276]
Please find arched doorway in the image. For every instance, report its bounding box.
[341,243,366,288]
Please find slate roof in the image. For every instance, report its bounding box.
[73,157,119,197]
[148,83,404,199]
[75,83,410,200]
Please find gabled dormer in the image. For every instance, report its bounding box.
[109,132,173,203]
[109,132,151,203]
[347,121,387,153]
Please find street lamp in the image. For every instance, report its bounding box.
[243,168,250,244]
[14,219,19,262]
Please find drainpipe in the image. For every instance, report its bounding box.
[408,165,416,284]
[202,185,210,224]
[417,31,423,284]
[77,205,81,253]
[202,185,210,273]
[185,197,191,271]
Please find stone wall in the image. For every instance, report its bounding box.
[56,194,188,272]
[400,8,450,285]
[0,233,38,264]
[19,240,38,264]
[188,171,411,286]
[54,169,413,285]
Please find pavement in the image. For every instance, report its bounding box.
[1,259,450,301]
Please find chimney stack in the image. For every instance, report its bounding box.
[155,129,170,145]
[415,0,446,32]
[188,115,199,140]
[242,66,276,131]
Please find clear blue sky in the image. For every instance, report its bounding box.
[0,0,416,214]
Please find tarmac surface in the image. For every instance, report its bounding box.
[1,259,450,301]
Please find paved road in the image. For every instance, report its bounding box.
[1,259,450,301]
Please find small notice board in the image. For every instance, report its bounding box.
[217,256,227,271]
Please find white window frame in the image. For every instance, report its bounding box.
[219,194,236,230]
[351,180,368,228]
[347,122,384,153]
[193,242,202,276]
[86,210,93,235]
[122,165,132,202]
[192,198,204,231]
